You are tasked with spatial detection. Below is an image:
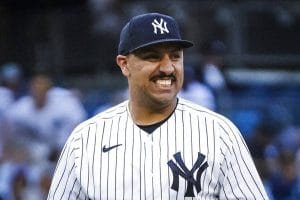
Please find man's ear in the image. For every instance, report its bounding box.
[116,55,129,77]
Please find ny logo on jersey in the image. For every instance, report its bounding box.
[167,152,208,197]
[151,18,169,34]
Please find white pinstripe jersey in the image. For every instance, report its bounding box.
[47,98,268,200]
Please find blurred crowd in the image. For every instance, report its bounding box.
[0,63,87,199]
[0,32,300,200]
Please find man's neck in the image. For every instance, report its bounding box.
[128,98,177,126]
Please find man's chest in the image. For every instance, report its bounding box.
[78,128,218,200]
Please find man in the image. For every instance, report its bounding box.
[47,13,268,199]
[5,72,87,150]
[178,65,216,111]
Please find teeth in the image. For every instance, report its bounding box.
[156,79,172,86]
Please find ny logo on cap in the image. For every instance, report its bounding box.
[152,18,169,34]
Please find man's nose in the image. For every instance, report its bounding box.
[159,54,174,74]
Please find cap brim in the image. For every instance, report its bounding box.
[129,39,193,54]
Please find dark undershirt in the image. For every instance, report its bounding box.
[137,99,178,134]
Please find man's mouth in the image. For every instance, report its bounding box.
[150,74,176,89]
[156,79,172,87]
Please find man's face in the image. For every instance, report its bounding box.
[118,43,184,108]
[30,75,52,108]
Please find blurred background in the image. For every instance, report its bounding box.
[0,0,300,199]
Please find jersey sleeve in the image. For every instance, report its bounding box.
[218,118,269,200]
[47,132,87,200]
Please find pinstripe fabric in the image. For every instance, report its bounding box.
[47,98,268,200]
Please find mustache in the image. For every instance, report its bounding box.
[150,73,176,81]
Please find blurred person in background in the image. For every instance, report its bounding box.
[247,122,278,200]
[265,126,300,200]
[295,149,300,198]
[0,137,29,200]
[200,39,227,91]
[200,40,229,112]
[0,62,25,176]
[4,71,87,150]
[178,64,216,110]
[269,151,298,200]
[0,62,24,102]
[1,71,87,199]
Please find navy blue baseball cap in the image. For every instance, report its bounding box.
[118,13,193,55]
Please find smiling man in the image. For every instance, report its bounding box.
[117,43,185,125]
[47,13,268,199]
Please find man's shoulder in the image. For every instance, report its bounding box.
[178,98,214,113]
[96,100,128,116]
[178,97,240,135]
[177,98,228,122]
[73,100,128,131]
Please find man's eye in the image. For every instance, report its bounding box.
[170,53,181,60]
[141,54,161,61]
